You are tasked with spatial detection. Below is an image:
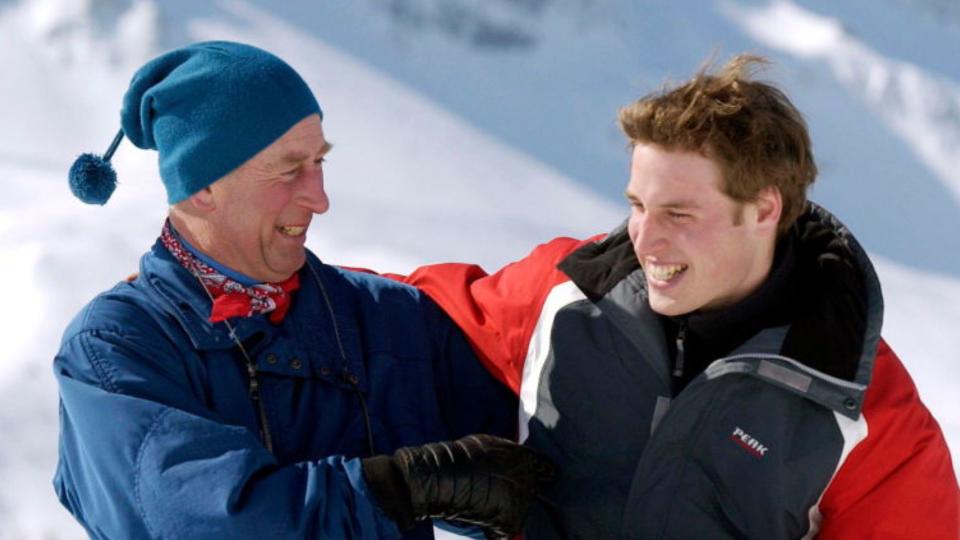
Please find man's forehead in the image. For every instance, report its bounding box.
[625,172,713,205]
[626,147,727,207]
[251,114,325,163]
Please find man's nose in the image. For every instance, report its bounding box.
[632,212,668,254]
[298,165,329,214]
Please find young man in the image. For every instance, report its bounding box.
[397,56,960,538]
[55,41,552,539]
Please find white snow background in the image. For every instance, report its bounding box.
[0,0,958,538]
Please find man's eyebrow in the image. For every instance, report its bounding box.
[273,141,334,168]
[659,199,699,210]
[623,191,699,209]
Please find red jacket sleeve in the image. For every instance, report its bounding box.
[816,340,960,539]
[392,236,596,394]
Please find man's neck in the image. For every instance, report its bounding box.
[166,214,260,286]
[664,233,801,391]
[684,233,797,337]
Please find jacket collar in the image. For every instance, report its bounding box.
[137,241,370,392]
[558,202,884,391]
[140,239,250,351]
[674,233,799,345]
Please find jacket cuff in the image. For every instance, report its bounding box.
[362,455,417,531]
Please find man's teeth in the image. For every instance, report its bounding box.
[279,226,306,236]
[646,263,687,281]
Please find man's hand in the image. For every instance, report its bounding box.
[362,434,555,539]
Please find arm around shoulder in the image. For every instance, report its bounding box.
[400,236,597,393]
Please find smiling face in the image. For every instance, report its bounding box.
[626,143,780,316]
[187,114,331,282]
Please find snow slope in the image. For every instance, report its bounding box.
[0,0,957,538]
[256,0,960,277]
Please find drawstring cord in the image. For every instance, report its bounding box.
[307,261,377,458]
[192,261,378,458]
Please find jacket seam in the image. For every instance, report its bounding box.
[133,408,174,540]
[715,353,867,391]
[76,330,120,393]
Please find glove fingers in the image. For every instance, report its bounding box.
[464,434,557,481]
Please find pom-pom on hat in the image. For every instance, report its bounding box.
[68,129,124,205]
[68,41,322,205]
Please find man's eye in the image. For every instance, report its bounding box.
[668,212,691,220]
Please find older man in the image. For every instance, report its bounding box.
[396,55,960,538]
[55,41,551,540]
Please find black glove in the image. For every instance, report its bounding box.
[362,434,555,539]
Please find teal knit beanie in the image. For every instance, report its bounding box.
[69,41,323,205]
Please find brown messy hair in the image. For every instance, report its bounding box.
[618,54,816,235]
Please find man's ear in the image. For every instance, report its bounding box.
[754,186,783,232]
[186,186,216,212]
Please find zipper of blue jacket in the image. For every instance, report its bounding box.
[172,224,276,452]
[191,272,276,453]
[229,324,275,454]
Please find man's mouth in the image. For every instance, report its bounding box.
[645,262,688,283]
[278,225,307,237]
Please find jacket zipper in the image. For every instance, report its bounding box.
[190,270,276,454]
[244,358,274,454]
[673,324,687,379]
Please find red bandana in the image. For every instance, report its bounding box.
[160,221,300,324]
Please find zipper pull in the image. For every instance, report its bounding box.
[245,361,260,399]
[673,326,686,378]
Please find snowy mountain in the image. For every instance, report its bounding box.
[0,0,957,538]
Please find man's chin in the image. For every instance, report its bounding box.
[647,296,690,317]
[266,253,307,281]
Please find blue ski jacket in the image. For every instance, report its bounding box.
[53,241,516,539]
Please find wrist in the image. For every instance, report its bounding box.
[362,455,417,532]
